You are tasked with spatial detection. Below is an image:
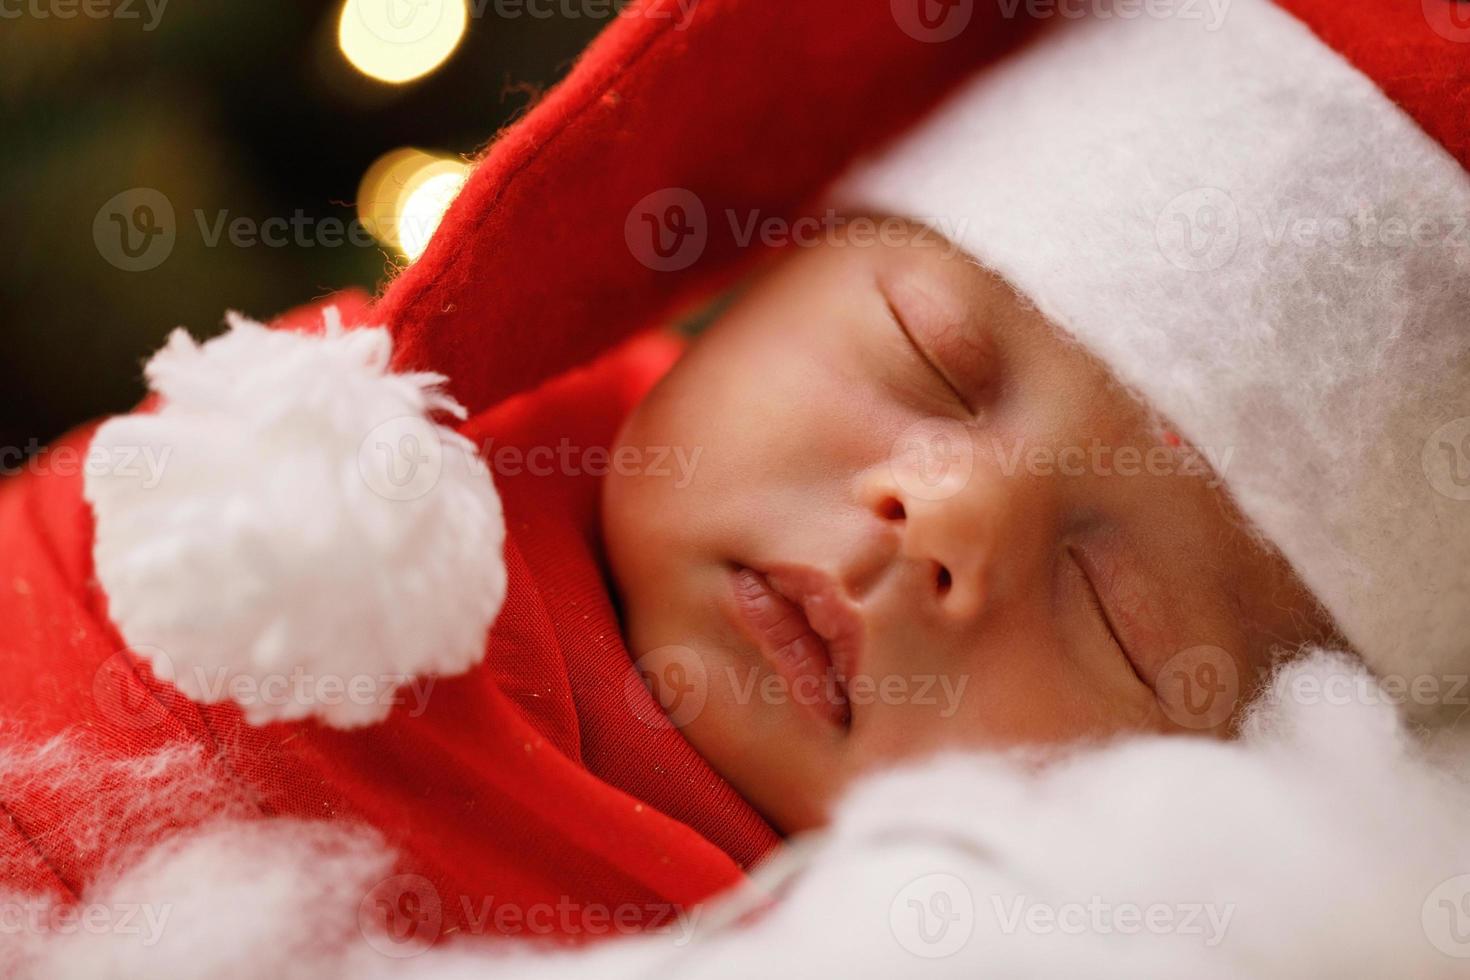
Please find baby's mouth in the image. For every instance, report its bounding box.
[727,564,864,730]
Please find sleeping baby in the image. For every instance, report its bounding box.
[2,0,1467,956]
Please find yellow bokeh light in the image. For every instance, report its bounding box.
[338,0,469,85]
[357,147,470,261]
[397,165,470,260]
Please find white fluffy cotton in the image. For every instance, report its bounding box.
[83,309,506,728]
[836,0,1470,722]
[3,819,398,980]
[0,736,250,889]
[468,652,1470,979]
[11,653,1469,979]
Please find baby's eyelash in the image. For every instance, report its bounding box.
[885,298,975,415]
[1069,546,1149,689]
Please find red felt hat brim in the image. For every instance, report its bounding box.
[374,0,1036,415]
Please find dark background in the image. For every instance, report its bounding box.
[2,0,604,455]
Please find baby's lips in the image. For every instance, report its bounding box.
[730,567,852,729]
[766,564,867,685]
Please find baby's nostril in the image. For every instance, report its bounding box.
[878,497,906,522]
[935,564,952,595]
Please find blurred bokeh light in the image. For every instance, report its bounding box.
[1,0,604,455]
[337,0,470,84]
[357,147,471,259]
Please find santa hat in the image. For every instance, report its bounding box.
[85,0,1470,724]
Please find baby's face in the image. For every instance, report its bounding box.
[603,220,1335,833]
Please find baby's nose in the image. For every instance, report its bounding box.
[860,454,1012,624]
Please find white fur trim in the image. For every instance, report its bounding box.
[837,0,1470,720]
[84,309,506,729]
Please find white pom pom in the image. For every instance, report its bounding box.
[84,308,506,729]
